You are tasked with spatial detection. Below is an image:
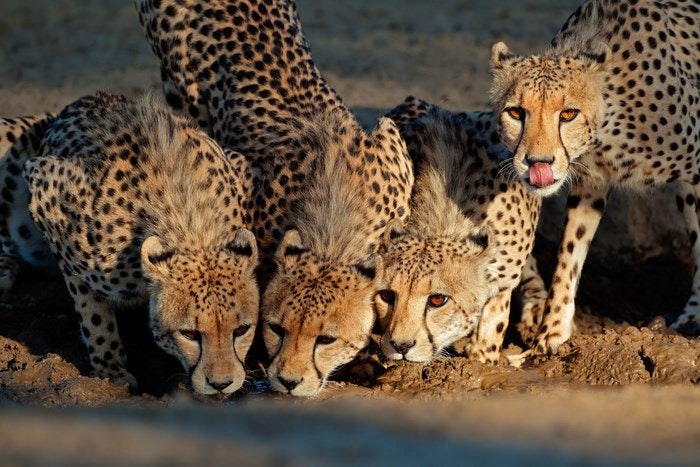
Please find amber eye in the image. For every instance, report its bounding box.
[316,335,337,345]
[180,330,201,341]
[378,290,396,305]
[560,109,579,122]
[505,107,525,121]
[233,324,251,338]
[427,294,449,308]
[269,323,285,338]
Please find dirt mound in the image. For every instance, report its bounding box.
[0,336,131,406]
[369,313,700,398]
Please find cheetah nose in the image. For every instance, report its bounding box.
[207,378,233,392]
[278,375,302,391]
[525,155,554,165]
[390,339,416,356]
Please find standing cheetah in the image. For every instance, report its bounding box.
[24,92,259,393]
[375,97,542,364]
[138,0,414,396]
[490,0,700,355]
[0,114,56,291]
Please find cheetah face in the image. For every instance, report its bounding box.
[262,230,382,397]
[375,223,495,362]
[141,229,259,395]
[490,42,609,197]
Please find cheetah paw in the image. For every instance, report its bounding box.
[95,368,139,390]
[671,315,699,336]
[505,350,532,368]
[520,301,543,330]
[534,332,570,355]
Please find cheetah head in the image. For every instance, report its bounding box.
[141,228,259,395]
[374,221,496,362]
[490,42,609,196]
[262,230,383,397]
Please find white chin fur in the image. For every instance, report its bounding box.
[524,178,567,197]
[404,354,432,363]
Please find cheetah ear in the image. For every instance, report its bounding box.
[576,42,611,69]
[462,225,491,253]
[276,229,309,271]
[224,228,258,265]
[141,236,175,283]
[379,219,407,254]
[384,96,430,128]
[353,253,384,284]
[370,117,406,153]
[491,42,517,70]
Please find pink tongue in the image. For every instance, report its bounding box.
[529,162,554,187]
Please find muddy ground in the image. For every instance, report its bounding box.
[1,0,699,465]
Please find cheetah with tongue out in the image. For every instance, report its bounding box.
[490,0,700,356]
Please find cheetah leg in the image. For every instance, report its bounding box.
[0,114,58,292]
[671,182,700,333]
[63,273,138,388]
[518,253,548,333]
[0,120,29,292]
[533,184,610,354]
[466,290,512,364]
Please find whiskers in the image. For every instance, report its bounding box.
[567,158,590,185]
[431,347,453,362]
[497,157,519,183]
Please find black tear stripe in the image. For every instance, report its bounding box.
[312,350,322,380]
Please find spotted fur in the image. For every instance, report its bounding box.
[490,0,700,354]
[375,97,542,364]
[0,114,56,291]
[24,92,259,393]
[138,0,414,396]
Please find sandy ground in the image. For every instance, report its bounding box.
[1,0,700,465]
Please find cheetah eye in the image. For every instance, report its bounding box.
[559,109,579,122]
[180,330,201,341]
[316,335,337,345]
[268,323,285,338]
[378,290,396,305]
[427,294,449,308]
[505,106,525,121]
[233,324,251,338]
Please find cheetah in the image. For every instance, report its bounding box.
[24,92,259,393]
[138,0,414,396]
[490,0,700,356]
[375,97,542,364]
[0,114,56,291]
[262,111,412,396]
